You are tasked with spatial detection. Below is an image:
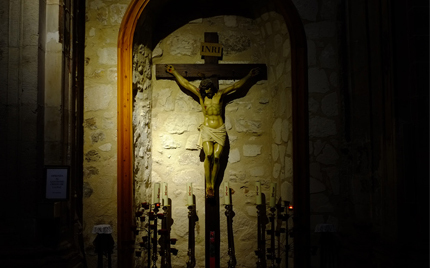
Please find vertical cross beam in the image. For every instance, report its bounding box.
[203,32,221,268]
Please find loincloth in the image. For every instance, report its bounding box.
[197,124,226,149]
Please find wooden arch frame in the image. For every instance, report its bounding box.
[117,0,309,267]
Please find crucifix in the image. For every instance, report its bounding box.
[156,32,267,268]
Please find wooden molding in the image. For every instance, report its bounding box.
[117,1,150,267]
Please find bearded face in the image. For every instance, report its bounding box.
[200,79,218,99]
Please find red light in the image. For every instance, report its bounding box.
[288,205,293,210]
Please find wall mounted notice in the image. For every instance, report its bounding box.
[45,167,69,200]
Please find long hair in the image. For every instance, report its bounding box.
[199,79,218,99]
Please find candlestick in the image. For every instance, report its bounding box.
[256,181,262,205]
[224,181,230,205]
[162,182,168,206]
[187,182,193,205]
[270,182,277,208]
[153,182,160,204]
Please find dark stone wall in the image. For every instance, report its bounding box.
[293,0,429,267]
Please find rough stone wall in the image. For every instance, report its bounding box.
[147,13,293,268]
[83,0,129,266]
[83,0,293,267]
[132,43,153,212]
[132,42,154,268]
[292,0,344,266]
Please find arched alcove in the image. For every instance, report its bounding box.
[118,1,308,267]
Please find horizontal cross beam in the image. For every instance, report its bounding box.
[155,63,267,80]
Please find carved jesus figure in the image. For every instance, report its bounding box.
[166,64,259,198]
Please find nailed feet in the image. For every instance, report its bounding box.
[206,187,214,198]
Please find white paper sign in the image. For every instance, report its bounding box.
[46,168,68,199]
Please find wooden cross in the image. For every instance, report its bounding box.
[156,32,267,268]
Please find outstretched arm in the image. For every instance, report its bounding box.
[221,68,260,95]
[166,65,200,98]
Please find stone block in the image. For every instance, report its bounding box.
[319,43,337,69]
[235,118,262,135]
[307,40,317,66]
[275,61,285,80]
[109,4,127,25]
[313,139,324,156]
[272,19,281,33]
[164,113,199,134]
[281,119,290,142]
[91,130,106,144]
[249,166,265,177]
[97,47,117,65]
[321,92,338,116]
[84,84,113,111]
[172,169,201,186]
[155,88,174,111]
[273,163,281,178]
[308,98,320,113]
[309,162,322,181]
[224,15,237,27]
[278,144,286,160]
[228,148,241,163]
[329,71,339,87]
[309,116,337,137]
[95,175,114,199]
[83,182,94,198]
[185,134,199,150]
[85,150,101,162]
[272,118,282,144]
[246,206,257,217]
[172,207,189,238]
[271,144,279,161]
[222,32,252,55]
[265,22,272,36]
[310,178,326,193]
[161,134,181,149]
[175,93,201,112]
[308,67,330,93]
[168,34,198,56]
[243,144,262,157]
[316,143,339,165]
[284,156,293,178]
[178,151,200,166]
[283,39,291,58]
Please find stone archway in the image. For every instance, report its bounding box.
[117,0,308,267]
